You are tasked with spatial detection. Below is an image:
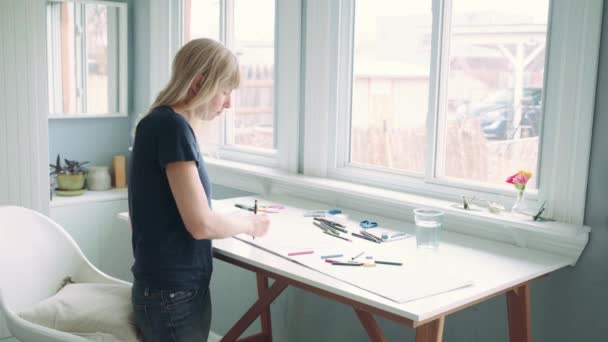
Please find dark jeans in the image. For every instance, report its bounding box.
[132,284,211,342]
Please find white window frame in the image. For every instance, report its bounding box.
[303,0,603,225]
[46,0,128,118]
[147,0,597,260]
[171,0,301,172]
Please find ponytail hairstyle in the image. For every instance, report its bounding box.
[149,38,240,113]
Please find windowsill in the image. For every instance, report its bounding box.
[49,188,128,208]
[48,114,128,120]
[205,158,590,264]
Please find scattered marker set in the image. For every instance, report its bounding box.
[287,250,403,268]
[234,200,406,268]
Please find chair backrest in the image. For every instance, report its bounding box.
[0,205,91,341]
[0,206,88,311]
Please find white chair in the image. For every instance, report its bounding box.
[0,206,131,342]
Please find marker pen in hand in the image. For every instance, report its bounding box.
[253,200,258,240]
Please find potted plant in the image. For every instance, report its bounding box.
[49,154,89,191]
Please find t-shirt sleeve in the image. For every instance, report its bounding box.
[157,116,199,168]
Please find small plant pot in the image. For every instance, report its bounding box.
[56,173,86,190]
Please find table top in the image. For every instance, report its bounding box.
[119,194,571,322]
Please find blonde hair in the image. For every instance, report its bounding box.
[149,38,240,112]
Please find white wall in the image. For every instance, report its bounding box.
[0,0,50,338]
[0,0,49,214]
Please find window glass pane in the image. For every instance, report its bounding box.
[184,0,276,151]
[85,4,112,113]
[229,0,275,150]
[48,2,124,116]
[441,0,549,189]
[350,0,432,173]
[51,2,77,114]
[184,0,222,148]
[183,0,220,42]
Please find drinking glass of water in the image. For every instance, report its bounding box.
[414,209,445,250]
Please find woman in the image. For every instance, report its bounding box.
[129,38,270,342]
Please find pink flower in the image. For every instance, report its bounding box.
[506,170,532,191]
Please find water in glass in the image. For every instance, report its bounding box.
[414,209,444,250]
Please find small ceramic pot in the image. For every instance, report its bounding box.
[56,173,86,190]
[87,166,112,191]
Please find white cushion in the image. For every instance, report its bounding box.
[18,283,140,342]
[75,332,125,342]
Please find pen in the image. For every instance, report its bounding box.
[314,221,342,235]
[313,221,330,232]
[321,254,343,259]
[235,204,254,212]
[253,200,257,240]
[375,260,403,266]
[331,262,363,266]
[322,231,352,242]
[351,251,364,260]
[351,232,382,244]
[288,250,314,256]
[314,217,346,228]
[359,230,383,243]
[316,220,348,234]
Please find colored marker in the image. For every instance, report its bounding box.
[252,200,257,240]
[375,260,403,266]
[321,254,343,259]
[360,230,383,243]
[314,217,346,228]
[351,232,381,244]
[331,262,363,266]
[288,250,314,257]
[235,204,254,212]
[316,220,348,233]
[313,221,331,233]
[351,251,364,260]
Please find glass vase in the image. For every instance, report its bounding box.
[511,190,525,213]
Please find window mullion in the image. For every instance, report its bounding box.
[427,0,451,182]
[335,0,355,171]
[221,0,234,147]
[47,3,62,114]
[302,0,337,177]
[74,3,85,113]
[275,0,301,172]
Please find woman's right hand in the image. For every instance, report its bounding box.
[248,214,270,237]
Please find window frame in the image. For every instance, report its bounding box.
[326,0,545,203]
[302,0,602,225]
[46,0,128,119]
[162,0,601,227]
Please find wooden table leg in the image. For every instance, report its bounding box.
[507,284,532,342]
[415,316,444,342]
[220,280,288,342]
[257,273,273,341]
[354,309,387,342]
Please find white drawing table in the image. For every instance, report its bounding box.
[120,195,572,342]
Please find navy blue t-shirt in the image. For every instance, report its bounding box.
[128,106,213,289]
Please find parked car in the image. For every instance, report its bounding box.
[466,88,542,140]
